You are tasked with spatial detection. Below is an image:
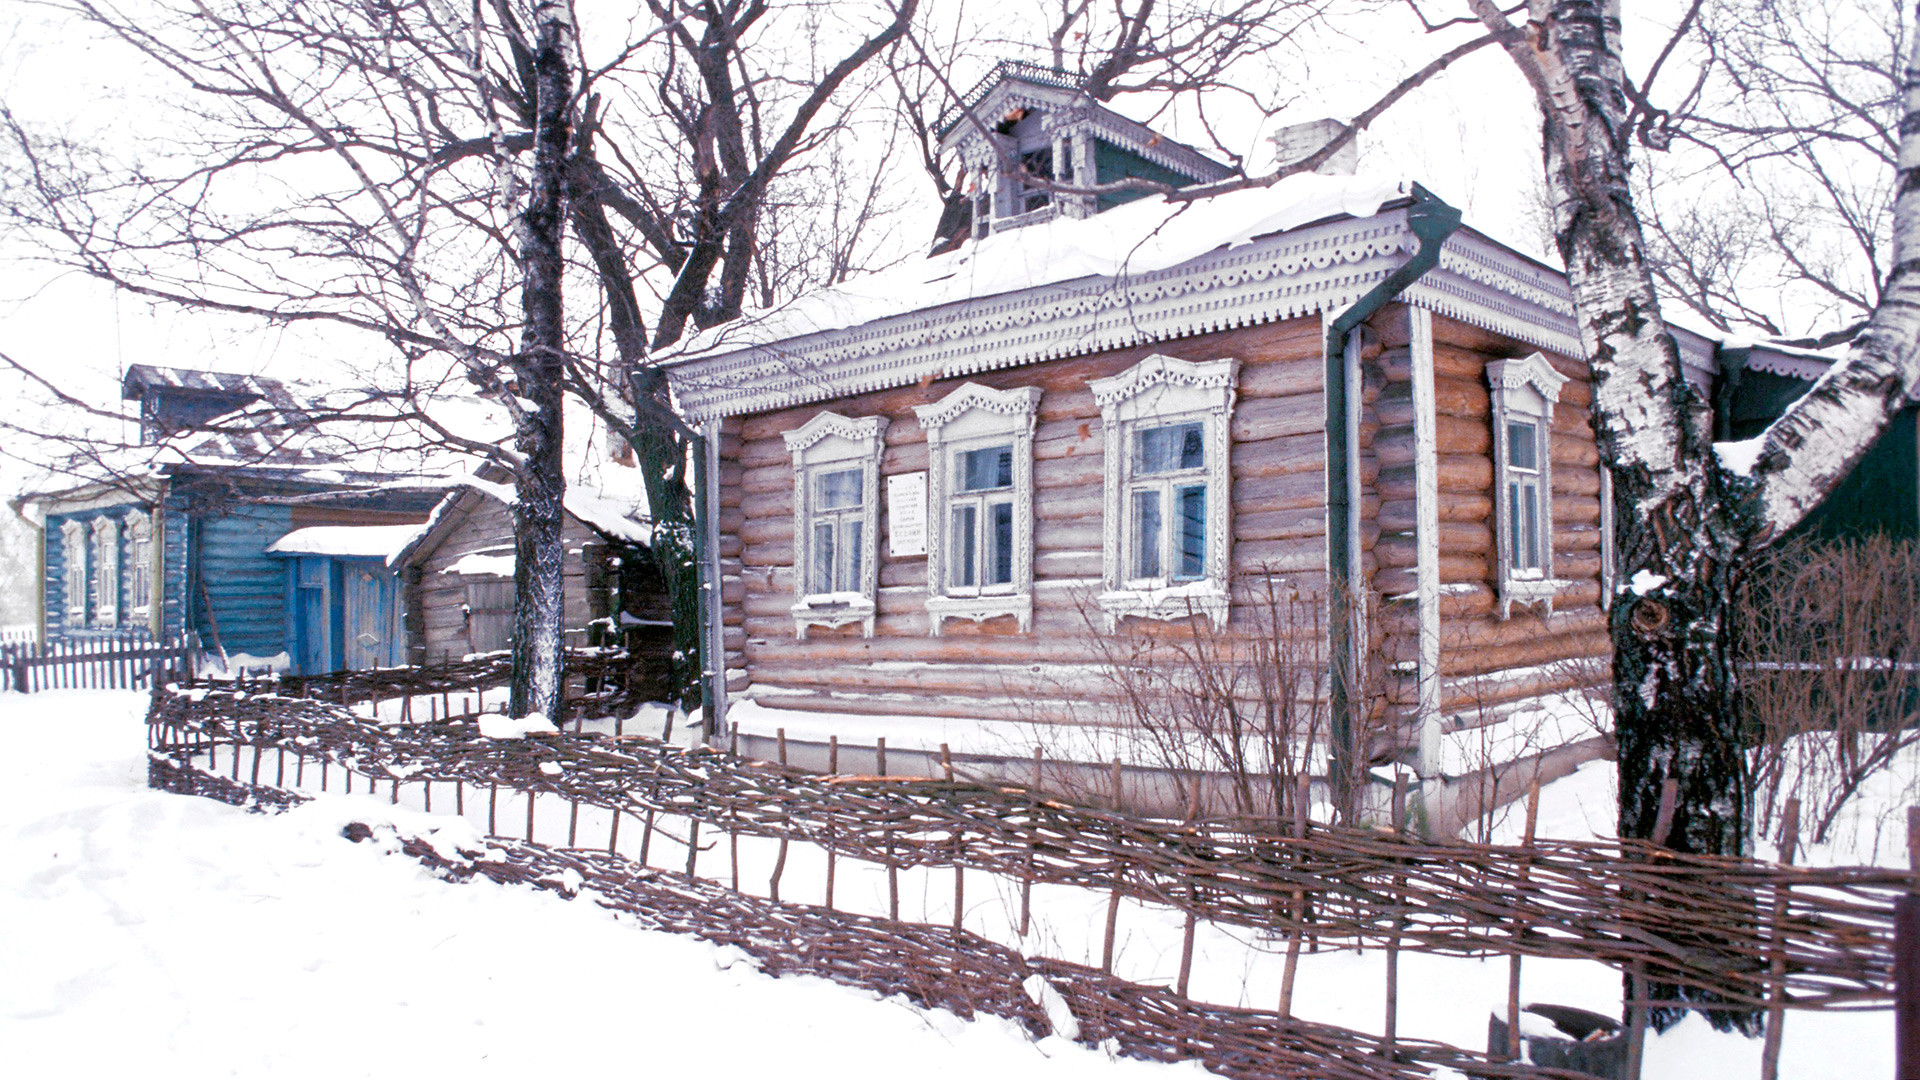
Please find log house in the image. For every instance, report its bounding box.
[665,69,1745,830]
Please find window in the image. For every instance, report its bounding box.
[126,511,153,626]
[1018,146,1053,214]
[61,520,87,626]
[913,383,1040,634]
[91,516,120,627]
[1487,353,1569,619]
[1090,354,1238,630]
[783,411,889,638]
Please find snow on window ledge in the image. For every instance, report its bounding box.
[1096,580,1230,630]
[789,592,877,640]
[925,593,1032,632]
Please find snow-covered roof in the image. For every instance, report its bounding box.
[675,174,1408,358]
[665,173,1587,421]
[266,524,426,560]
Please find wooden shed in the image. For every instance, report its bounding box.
[395,475,677,701]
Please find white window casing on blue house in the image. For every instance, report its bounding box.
[783,411,889,639]
[1487,352,1569,619]
[913,383,1041,635]
[91,515,120,627]
[61,519,88,625]
[1090,354,1239,632]
[126,510,154,628]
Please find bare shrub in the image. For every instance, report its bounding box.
[1738,535,1920,845]
[1046,574,1385,831]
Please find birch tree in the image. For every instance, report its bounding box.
[1455,0,1920,1024]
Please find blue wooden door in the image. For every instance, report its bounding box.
[292,557,331,674]
[340,560,399,670]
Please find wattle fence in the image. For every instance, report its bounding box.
[141,665,1919,1080]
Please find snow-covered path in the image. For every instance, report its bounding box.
[0,691,1185,1079]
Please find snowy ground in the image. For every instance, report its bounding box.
[0,691,1895,1078]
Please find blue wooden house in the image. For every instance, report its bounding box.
[20,366,448,674]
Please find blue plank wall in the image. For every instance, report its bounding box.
[159,493,189,640]
[191,503,291,657]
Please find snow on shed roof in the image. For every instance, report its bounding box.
[266,523,427,559]
[667,172,1411,362]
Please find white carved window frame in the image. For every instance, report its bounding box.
[91,515,120,627]
[1488,352,1569,619]
[783,411,888,639]
[913,383,1040,635]
[61,519,88,625]
[125,510,154,625]
[1090,354,1238,632]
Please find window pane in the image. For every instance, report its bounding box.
[1176,484,1207,579]
[989,501,1014,585]
[1132,489,1162,578]
[951,504,977,588]
[1507,422,1538,471]
[818,468,863,510]
[1134,423,1205,475]
[813,521,836,593]
[1523,483,1540,569]
[845,520,863,590]
[957,445,1013,492]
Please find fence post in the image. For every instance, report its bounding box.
[1626,778,1680,1080]
[1505,782,1542,1060]
[1279,773,1311,1020]
[1019,745,1041,939]
[1384,772,1409,1058]
[878,736,898,921]
[825,736,838,910]
[1759,797,1800,1080]
[769,729,789,903]
[1898,806,1920,1080]
[944,743,962,935]
[1101,757,1124,973]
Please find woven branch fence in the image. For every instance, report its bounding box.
[145,682,1912,1015]
[147,752,1603,1080]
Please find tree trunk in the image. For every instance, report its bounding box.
[507,4,574,722]
[1474,0,1920,1031]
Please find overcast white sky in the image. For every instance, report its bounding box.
[0,0,1759,494]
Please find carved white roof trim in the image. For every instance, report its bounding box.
[671,218,1597,422]
[912,383,1041,433]
[781,411,888,454]
[1486,352,1571,403]
[1745,348,1835,382]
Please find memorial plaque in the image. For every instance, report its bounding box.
[886,471,927,557]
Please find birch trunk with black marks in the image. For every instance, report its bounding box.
[507,4,574,722]
[1474,0,1920,1029]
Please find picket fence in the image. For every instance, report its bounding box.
[0,630,192,692]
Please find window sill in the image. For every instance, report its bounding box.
[1096,581,1229,632]
[1498,577,1558,620]
[925,593,1032,635]
[790,593,876,640]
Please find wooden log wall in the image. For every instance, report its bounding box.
[1370,310,1612,733]
[724,318,1338,726]
[719,307,1611,760]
